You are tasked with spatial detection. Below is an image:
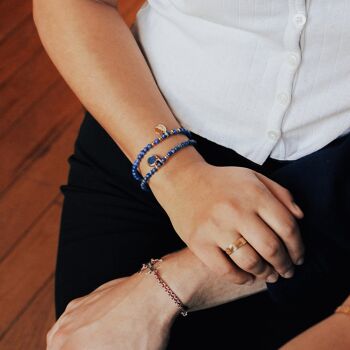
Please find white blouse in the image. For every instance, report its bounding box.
[132,0,350,165]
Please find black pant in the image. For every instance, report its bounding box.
[55,111,350,349]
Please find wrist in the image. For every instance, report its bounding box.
[145,138,208,196]
[133,249,209,325]
[132,262,188,326]
[155,249,210,310]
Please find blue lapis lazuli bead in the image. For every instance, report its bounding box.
[147,155,157,166]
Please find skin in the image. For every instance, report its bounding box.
[32,0,312,348]
[47,249,268,349]
[47,251,350,349]
[46,275,175,349]
[33,0,304,282]
[280,295,350,350]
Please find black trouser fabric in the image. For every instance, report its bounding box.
[55,111,350,349]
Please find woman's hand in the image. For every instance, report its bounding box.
[152,161,305,284]
[46,273,179,350]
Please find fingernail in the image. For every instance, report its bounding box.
[282,269,294,278]
[296,257,304,265]
[266,274,279,283]
[245,278,255,285]
[292,202,303,215]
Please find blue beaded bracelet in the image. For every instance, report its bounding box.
[131,125,192,181]
[140,139,197,191]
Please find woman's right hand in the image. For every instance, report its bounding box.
[152,160,305,284]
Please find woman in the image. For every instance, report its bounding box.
[33,0,350,348]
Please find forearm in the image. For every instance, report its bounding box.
[33,0,205,187]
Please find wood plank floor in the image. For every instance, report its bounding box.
[0,1,144,349]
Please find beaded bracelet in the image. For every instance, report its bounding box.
[140,139,197,191]
[131,124,192,181]
[139,258,189,317]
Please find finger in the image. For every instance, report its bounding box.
[256,189,305,265]
[226,239,279,282]
[254,172,304,218]
[221,230,274,279]
[192,243,254,284]
[240,214,294,278]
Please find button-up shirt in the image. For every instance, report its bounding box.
[133,0,350,164]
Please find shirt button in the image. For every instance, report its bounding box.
[277,92,290,106]
[293,14,307,27]
[287,52,300,67]
[267,130,281,141]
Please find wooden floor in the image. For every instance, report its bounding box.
[0,1,144,349]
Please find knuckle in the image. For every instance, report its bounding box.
[52,327,66,343]
[46,330,53,346]
[194,213,219,234]
[212,200,234,218]
[253,183,268,196]
[232,274,250,285]
[282,220,298,239]
[47,327,53,337]
[242,256,261,271]
[254,186,271,203]
[264,241,282,259]
[212,200,243,225]
[66,299,77,310]
[228,200,243,215]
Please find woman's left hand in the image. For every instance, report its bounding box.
[46,272,179,350]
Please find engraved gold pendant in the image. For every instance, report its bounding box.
[147,154,163,167]
[155,124,167,135]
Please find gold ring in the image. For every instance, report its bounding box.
[224,237,248,255]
